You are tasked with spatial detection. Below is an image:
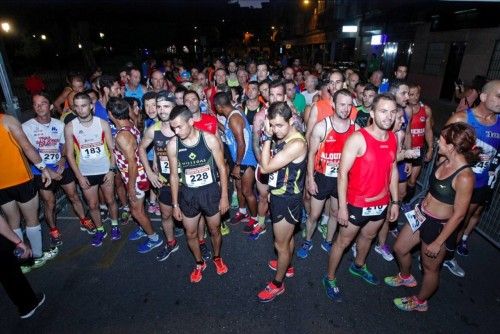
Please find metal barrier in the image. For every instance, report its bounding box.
[407,140,440,207]
[476,182,500,248]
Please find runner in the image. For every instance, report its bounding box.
[323,93,399,301]
[64,92,120,247]
[354,83,377,128]
[167,105,229,283]
[22,93,94,247]
[124,67,147,107]
[298,89,357,259]
[257,101,307,302]
[107,98,163,253]
[386,122,477,312]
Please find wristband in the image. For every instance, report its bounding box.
[262,133,272,142]
[35,161,47,170]
[390,200,401,206]
[173,204,179,208]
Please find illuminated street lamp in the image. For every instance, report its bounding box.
[271,26,275,30]
[99,32,105,38]
[1,22,11,33]
[78,43,83,49]
[41,34,47,40]
[303,0,310,5]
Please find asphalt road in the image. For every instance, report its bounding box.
[1,203,499,334]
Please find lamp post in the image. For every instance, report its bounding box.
[0,20,19,119]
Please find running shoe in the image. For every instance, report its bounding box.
[268,259,295,278]
[49,228,63,247]
[41,247,59,261]
[443,258,465,278]
[351,243,357,258]
[384,273,417,287]
[21,265,32,274]
[320,240,332,253]
[318,224,328,240]
[190,262,207,283]
[257,282,285,303]
[296,240,313,259]
[138,237,163,253]
[147,202,157,214]
[322,276,342,302]
[32,256,47,269]
[389,228,399,239]
[393,295,428,312]
[91,230,107,247]
[243,218,257,233]
[154,203,161,216]
[174,227,185,238]
[200,242,212,260]
[230,192,239,209]
[374,244,394,261]
[213,257,228,275]
[349,262,379,285]
[221,221,230,236]
[249,224,266,240]
[128,226,147,241]
[156,242,179,261]
[80,218,96,235]
[110,226,121,241]
[20,293,46,319]
[231,211,250,226]
[456,240,469,256]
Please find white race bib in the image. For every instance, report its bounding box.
[81,143,105,160]
[268,171,278,187]
[325,163,338,177]
[361,205,387,217]
[185,165,214,188]
[407,205,427,232]
[160,159,170,174]
[40,149,61,164]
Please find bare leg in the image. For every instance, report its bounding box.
[100,180,118,221]
[305,196,325,241]
[393,223,421,276]
[61,182,86,219]
[326,222,360,279]
[39,189,56,229]
[129,195,154,235]
[241,167,257,217]
[159,202,174,242]
[326,197,339,242]
[82,185,102,227]
[273,219,295,282]
[183,214,202,262]
[418,241,446,301]
[355,219,384,266]
[205,213,222,257]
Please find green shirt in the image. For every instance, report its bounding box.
[293,93,307,115]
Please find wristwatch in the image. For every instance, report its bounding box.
[35,161,46,170]
[173,203,179,208]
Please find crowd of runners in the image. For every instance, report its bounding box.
[0,56,499,318]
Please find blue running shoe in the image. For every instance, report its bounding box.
[296,240,313,259]
[349,262,380,285]
[322,276,342,302]
[138,237,163,254]
[111,226,121,241]
[91,230,107,247]
[128,226,147,241]
[320,240,332,253]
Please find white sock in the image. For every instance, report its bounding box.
[99,204,107,210]
[239,207,247,214]
[13,228,23,241]
[462,235,468,241]
[26,225,43,258]
[320,215,329,225]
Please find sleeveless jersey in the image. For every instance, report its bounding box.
[0,115,32,189]
[347,128,397,207]
[152,122,176,181]
[268,132,307,196]
[71,117,111,176]
[315,99,358,124]
[314,118,355,177]
[22,118,67,175]
[466,109,500,188]
[124,84,145,107]
[113,125,149,189]
[410,103,427,148]
[177,132,218,188]
[225,110,257,167]
[355,105,370,128]
[194,113,218,135]
[243,102,262,126]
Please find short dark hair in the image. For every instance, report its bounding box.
[169,105,192,122]
[84,89,100,99]
[333,89,352,104]
[389,79,408,94]
[33,91,51,104]
[124,96,140,108]
[126,67,141,76]
[157,90,176,104]
[248,80,259,88]
[107,97,130,120]
[372,93,397,110]
[73,92,91,103]
[213,92,232,108]
[142,91,157,107]
[174,85,188,94]
[284,79,295,87]
[363,83,378,94]
[268,101,292,121]
[258,79,271,88]
[99,75,119,95]
[184,90,200,101]
[269,79,285,91]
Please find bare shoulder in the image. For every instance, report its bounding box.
[446,110,467,124]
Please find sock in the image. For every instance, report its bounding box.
[257,215,265,225]
[238,207,247,215]
[148,233,159,241]
[97,226,105,232]
[13,228,23,242]
[445,249,454,261]
[110,219,118,226]
[167,239,177,247]
[415,297,426,304]
[26,225,43,258]
[400,272,411,279]
[100,204,107,210]
[199,239,206,245]
[272,279,282,288]
[462,234,468,242]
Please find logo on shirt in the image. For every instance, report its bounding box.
[189,152,197,160]
[51,127,58,133]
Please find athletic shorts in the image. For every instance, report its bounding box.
[35,168,75,191]
[312,172,338,201]
[397,161,408,183]
[269,194,303,225]
[86,174,107,187]
[179,183,221,218]
[0,179,37,206]
[347,203,388,228]
[158,185,172,206]
[255,165,269,185]
[417,203,457,251]
[471,186,492,205]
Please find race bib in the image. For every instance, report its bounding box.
[185,165,214,188]
[361,205,387,217]
[325,163,338,177]
[406,205,427,232]
[40,149,60,164]
[160,159,170,175]
[268,171,278,187]
[81,143,105,160]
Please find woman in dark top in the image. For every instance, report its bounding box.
[384,122,480,312]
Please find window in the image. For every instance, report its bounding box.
[424,43,446,75]
[487,40,500,80]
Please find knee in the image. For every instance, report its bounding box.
[68,192,80,204]
[185,229,197,240]
[274,241,288,253]
[335,238,351,250]
[87,201,99,211]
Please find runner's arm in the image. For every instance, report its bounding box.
[305,103,318,141]
[101,120,116,167]
[260,139,306,174]
[138,126,155,176]
[205,133,229,201]
[116,132,139,196]
[424,105,434,161]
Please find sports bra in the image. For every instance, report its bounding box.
[428,161,470,205]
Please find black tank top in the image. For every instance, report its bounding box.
[176,131,218,188]
[153,122,175,180]
[428,161,470,205]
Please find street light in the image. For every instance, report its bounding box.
[271,26,275,30]
[40,34,47,40]
[303,0,310,5]
[99,32,105,38]
[78,43,83,49]
[1,22,11,33]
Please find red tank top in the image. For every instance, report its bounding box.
[410,104,427,148]
[316,100,359,124]
[314,118,355,176]
[194,113,218,135]
[347,128,397,207]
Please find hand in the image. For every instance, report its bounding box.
[307,177,318,196]
[41,169,52,187]
[263,119,272,137]
[338,206,349,227]
[388,203,399,222]
[231,165,241,180]
[17,241,32,259]
[173,206,183,221]
[147,171,162,188]
[424,241,442,258]
[152,163,158,174]
[219,196,229,215]
[78,176,91,190]
[424,148,433,162]
[55,158,65,174]
[103,171,115,185]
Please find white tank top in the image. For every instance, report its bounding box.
[71,117,110,176]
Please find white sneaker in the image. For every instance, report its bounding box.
[443,258,465,278]
[41,247,59,261]
[374,244,394,261]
